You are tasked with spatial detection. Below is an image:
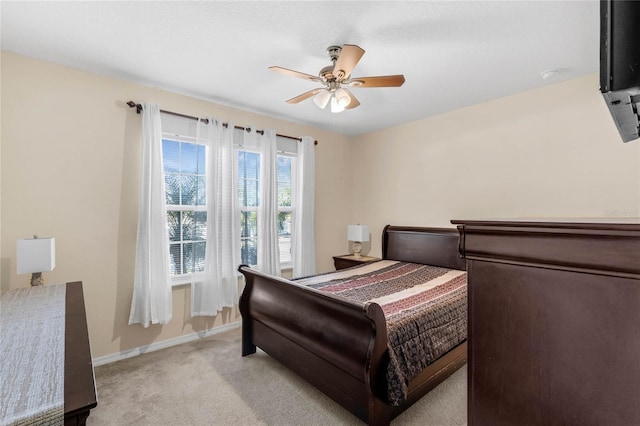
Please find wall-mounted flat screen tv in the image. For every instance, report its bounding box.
[599,0,640,142]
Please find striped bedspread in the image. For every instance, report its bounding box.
[295,260,467,406]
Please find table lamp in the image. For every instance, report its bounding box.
[17,235,56,286]
[348,224,369,259]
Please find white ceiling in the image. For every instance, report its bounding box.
[1,1,600,136]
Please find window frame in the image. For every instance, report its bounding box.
[234,146,297,270]
[276,152,296,270]
[162,134,208,287]
[161,126,299,286]
[236,147,260,268]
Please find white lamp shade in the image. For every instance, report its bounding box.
[334,88,351,108]
[17,237,56,274]
[330,95,345,113]
[313,90,331,109]
[347,225,369,242]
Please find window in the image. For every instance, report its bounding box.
[237,149,296,267]
[276,155,294,265]
[162,138,207,280]
[237,150,259,266]
[160,126,296,283]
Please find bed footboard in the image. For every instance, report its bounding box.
[239,266,391,424]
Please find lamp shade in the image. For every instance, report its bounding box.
[17,237,56,274]
[330,95,345,113]
[313,90,331,109]
[347,225,369,242]
[334,88,351,108]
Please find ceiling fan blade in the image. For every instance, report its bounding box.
[286,88,323,104]
[343,89,360,109]
[332,44,365,80]
[349,75,406,87]
[269,66,321,82]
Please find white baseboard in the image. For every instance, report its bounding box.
[92,321,241,367]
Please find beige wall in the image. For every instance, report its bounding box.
[3,51,638,360]
[351,74,640,257]
[0,52,352,357]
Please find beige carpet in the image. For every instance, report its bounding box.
[91,327,467,425]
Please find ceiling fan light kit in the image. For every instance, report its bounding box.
[313,87,351,113]
[270,44,405,113]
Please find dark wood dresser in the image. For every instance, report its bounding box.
[0,281,96,425]
[65,281,98,425]
[452,219,640,426]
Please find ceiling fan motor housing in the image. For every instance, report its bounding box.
[319,65,336,82]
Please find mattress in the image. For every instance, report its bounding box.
[295,260,467,405]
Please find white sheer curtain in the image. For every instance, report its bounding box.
[292,136,316,278]
[256,128,281,275]
[191,119,240,316]
[129,103,173,327]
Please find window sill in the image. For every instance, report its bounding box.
[171,265,291,287]
[171,278,193,288]
[171,273,203,288]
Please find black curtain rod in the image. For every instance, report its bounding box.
[126,101,317,145]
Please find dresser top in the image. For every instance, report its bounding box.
[452,217,640,230]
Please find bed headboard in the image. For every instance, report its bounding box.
[382,225,466,270]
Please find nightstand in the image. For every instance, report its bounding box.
[333,254,381,270]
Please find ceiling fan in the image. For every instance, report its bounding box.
[269,44,405,113]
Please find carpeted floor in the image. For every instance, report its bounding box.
[91,327,467,425]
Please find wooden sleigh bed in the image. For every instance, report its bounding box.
[238,225,467,425]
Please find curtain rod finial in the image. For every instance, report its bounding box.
[127,101,142,114]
